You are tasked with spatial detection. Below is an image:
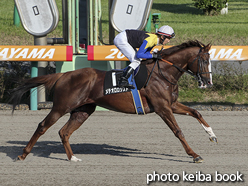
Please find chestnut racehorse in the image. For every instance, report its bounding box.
[10,40,217,163]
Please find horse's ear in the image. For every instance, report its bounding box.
[205,43,212,51]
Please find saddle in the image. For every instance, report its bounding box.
[104,64,148,95]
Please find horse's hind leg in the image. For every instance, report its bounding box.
[172,101,217,143]
[17,109,63,161]
[58,104,96,162]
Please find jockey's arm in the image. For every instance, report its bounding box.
[136,40,153,59]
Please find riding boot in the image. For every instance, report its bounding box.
[118,66,135,89]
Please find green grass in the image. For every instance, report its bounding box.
[0,0,247,45]
[151,0,248,45]
[178,72,248,104]
[178,88,248,104]
[0,0,63,45]
[178,86,248,104]
[100,0,248,46]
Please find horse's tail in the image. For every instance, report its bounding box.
[9,73,64,112]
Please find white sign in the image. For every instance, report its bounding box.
[110,0,153,32]
[15,0,59,36]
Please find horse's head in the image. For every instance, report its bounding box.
[188,44,213,89]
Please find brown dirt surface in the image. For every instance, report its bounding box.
[0,110,247,185]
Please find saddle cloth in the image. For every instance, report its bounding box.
[104,64,148,114]
[104,64,147,95]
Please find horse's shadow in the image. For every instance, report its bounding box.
[0,141,192,163]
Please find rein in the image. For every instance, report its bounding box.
[145,58,178,87]
[161,58,197,78]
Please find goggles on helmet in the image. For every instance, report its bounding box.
[158,32,175,39]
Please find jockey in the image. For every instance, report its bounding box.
[114,25,175,89]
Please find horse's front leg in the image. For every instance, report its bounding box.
[171,101,217,143]
[156,107,203,163]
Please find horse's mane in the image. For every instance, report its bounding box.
[143,40,206,65]
[161,40,205,55]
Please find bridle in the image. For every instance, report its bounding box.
[187,47,211,87]
[145,47,211,87]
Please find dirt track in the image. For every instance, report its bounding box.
[0,110,247,185]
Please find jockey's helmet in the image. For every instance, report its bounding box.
[157,25,175,39]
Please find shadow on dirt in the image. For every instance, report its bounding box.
[1,141,192,163]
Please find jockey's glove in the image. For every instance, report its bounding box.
[152,53,162,60]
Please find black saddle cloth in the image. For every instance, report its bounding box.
[104,64,148,95]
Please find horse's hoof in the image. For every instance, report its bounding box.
[193,156,204,163]
[70,155,82,162]
[14,155,24,162]
[209,137,218,143]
